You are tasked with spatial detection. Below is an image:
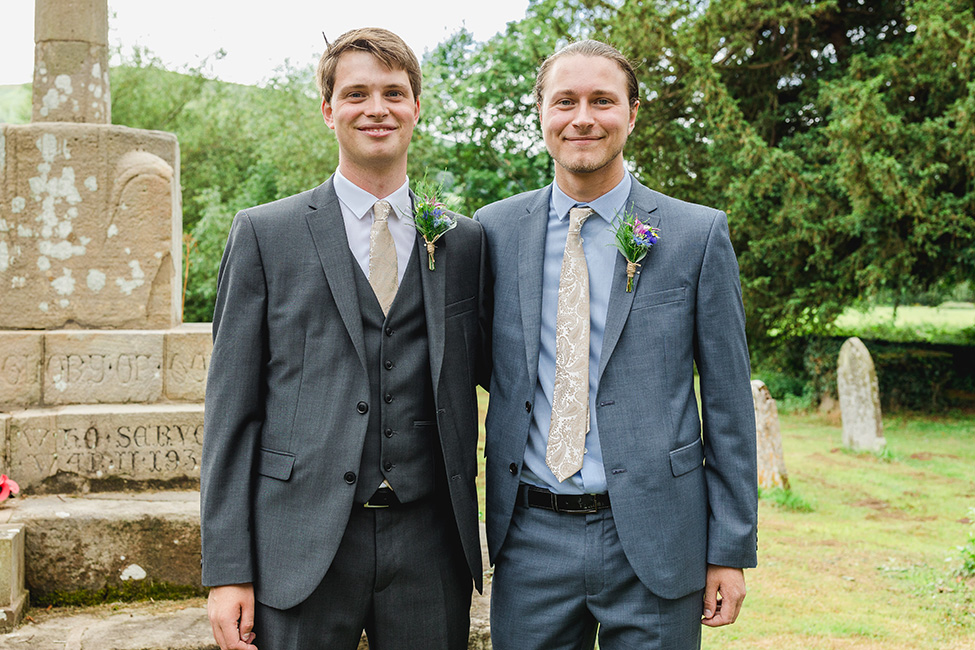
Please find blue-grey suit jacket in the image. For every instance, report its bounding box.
[201,177,487,609]
[475,176,757,600]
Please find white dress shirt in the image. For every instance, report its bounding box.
[333,170,416,284]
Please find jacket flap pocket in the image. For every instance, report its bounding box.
[669,438,704,477]
[445,295,475,318]
[258,448,295,481]
[633,286,686,310]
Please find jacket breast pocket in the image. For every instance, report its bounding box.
[445,295,475,319]
[258,448,296,481]
[632,286,686,311]
[669,438,704,477]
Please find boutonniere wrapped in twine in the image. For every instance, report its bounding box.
[610,208,660,292]
[406,178,457,271]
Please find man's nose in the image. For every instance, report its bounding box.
[364,93,389,117]
[571,103,595,128]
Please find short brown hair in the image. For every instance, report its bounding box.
[534,40,638,108]
[317,28,421,103]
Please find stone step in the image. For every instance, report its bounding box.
[0,495,492,648]
[0,596,492,649]
[0,492,202,603]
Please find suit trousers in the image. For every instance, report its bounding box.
[254,495,472,650]
[490,501,703,650]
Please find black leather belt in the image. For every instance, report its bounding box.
[518,484,610,514]
[363,487,400,508]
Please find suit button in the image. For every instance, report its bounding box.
[509,463,518,475]
[344,471,356,484]
[525,401,532,413]
[384,393,393,403]
[385,327,394,336]
[356,401,368,414]
[384,461,393,471]
[384,428,394,438]
[384,360,393,370]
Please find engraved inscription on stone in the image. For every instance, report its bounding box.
[44,331,163,405]
[164,324,212,401]
[0,333,43,406]
[8,405,204,491]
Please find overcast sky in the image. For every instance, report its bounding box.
[1,0,531,86]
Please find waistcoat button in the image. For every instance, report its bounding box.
[344,472,356,484]
[356,401,368,414]
[509,463,518,475]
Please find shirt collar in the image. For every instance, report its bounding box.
[551,172,632,224]
[333,169,412,222]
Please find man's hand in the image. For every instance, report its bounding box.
[208,583,258,649]
[701,565,746,627]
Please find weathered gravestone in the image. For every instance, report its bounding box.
[837,337,886,452]
[751,379,789,490]
[0,0,211,612]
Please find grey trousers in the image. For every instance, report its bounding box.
[491,501,704,650]
[254,495,472,650]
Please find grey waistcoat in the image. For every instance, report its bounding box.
[352,243,439,504]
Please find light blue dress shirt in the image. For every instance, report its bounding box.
[521,173,632,495]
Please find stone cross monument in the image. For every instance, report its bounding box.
[0,0,212,615]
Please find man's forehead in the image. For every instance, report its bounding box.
[546,55,628,91]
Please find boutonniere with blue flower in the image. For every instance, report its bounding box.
[406,177,457,271]
[610,208,660,292]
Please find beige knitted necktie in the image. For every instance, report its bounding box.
[546,206,593,482]
[368,200,398,315]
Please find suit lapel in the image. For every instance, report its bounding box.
[519,187,552,386]
[304,177,369,374]
[598,179,661,381]
[416,191,447,400]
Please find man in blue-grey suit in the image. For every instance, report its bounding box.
[475,40,758,650]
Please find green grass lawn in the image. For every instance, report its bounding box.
[477,392,975,648]
[833,303,975,344]
[707,410,975,649]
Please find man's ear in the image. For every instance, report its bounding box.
[322,97,335,129]
[628,100,640,134]
[413,98,420,126]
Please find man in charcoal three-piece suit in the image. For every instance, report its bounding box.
[200,28,486,650]
[475,40,758,650]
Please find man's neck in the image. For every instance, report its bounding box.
[338,160,408,199]
[554,159,626,204]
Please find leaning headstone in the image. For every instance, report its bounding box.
[837,337,886,452]
[751,380,789,490]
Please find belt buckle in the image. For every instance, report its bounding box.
[556,493,598,514]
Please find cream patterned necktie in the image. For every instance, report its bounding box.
[368,200,398,315]
[546,206,593,482]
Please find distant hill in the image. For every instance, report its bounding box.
[0,84,31,124]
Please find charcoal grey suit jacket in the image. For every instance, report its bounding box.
[475,175,758,599]
[201,176,486,609]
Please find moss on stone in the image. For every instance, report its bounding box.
[34,579,206,608]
